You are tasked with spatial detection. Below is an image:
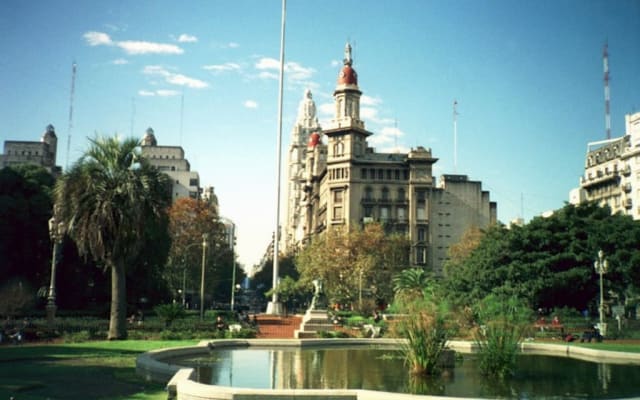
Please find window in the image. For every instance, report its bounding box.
[416,247,426,265]
[334,190,343,204]
[363,206,373,217]
[381,187,389,201]
[361,168,367,179]
[380,206,389,221]
[395,170,400,180]
[417,206,426,220]
[417,190,426,202]
[398,188,405,201]
[333,206,343,220]
[403,170,409,180]
[378,169,383,180]
[397,206,406,221]
[364,187,373,201]
[386,169,392,180]
[189,178,198,186]
[417,227,426,241]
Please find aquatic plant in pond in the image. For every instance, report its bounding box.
[473,294,532,379]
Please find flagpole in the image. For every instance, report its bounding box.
[266,0,286,316]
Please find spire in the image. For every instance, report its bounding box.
[343,42,352,66]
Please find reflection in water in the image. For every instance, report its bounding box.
[175,346,640,399]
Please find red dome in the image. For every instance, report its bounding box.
[308,132,320,148]
[337,65,358,85]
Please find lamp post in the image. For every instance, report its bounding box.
[594,249,609,337]
[46,209,65,328]
[200,233,208,321]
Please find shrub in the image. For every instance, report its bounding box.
[62,330,92,343]
[154,303,186,328]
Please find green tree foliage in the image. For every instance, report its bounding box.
[443,203,640,312]
[296,223,410,311]
[54,135,171,339]
[0,165,54,294]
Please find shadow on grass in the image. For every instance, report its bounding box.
[0,341,194,400]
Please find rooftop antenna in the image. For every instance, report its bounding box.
[453,99,458,173]
[394,118,398,152]
[179,92,185,146]
[603,41,611,139]
[130,97,136,137]
[65,61,77,169]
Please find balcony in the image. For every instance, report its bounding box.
[625,198,633,209]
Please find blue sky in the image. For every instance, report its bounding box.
[1,0,639,270]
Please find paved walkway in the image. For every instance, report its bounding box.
[255,314,302,339]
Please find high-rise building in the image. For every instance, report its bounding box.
[140,127,201,202]
[571,111,640,219]
[1,124,61,176]
[284,44,497,275]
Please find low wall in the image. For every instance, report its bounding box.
[136,338,640,400]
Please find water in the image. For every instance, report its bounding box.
[174,346,640,399]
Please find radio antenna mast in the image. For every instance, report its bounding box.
[65,61,77,169]
[453,100,458,172]
[603,41,611,139]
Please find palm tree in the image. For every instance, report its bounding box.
[55,135,170,339]
[393,268,430,302]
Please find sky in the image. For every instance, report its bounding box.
[1,0,639,271]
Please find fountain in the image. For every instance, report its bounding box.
[136,338,640,400]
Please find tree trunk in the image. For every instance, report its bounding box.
[108,262,128,340]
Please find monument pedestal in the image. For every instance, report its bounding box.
[265,301,284,316]
[294,308,334,338]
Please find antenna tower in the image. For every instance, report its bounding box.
[453,100,458,172]
[603,42,611,139]
[66,62,77,169]
[130,97,136,137]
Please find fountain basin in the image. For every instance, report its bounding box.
[136,338,640,399]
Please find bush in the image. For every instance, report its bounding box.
[62,330,92,343]
[154,303,186,327]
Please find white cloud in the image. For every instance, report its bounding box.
[203,62,241,73]
[368,126,405,148]
[254,57,315,85]
[84,31,113,46]
[244,100,258,109]
[361,95,382,106]
[112,58,128,65]
[117,40,183,55]
[138,89,181,97]
[143,65,208,89]
[177,33,198,43]
[227,42,239,48]
[83,31,183,55]
[318,102,334,117]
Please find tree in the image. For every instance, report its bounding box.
[443,203,640,313]
[55,135,171,339]
[166,197,232,307]
[0,165,54,294]
[296,223,409,311]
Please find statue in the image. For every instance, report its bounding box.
[310,279,327,310]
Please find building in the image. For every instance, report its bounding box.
[571,111,640,220]
[1,124,62,176]
[284,44,497,275]
[140,127,201,202]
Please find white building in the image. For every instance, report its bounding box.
[1,124,61,176]
[140,127,201,202]
[571,111,640,219]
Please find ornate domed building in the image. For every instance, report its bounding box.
[284,43,497,274]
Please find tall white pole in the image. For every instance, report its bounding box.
[267,0,286,315]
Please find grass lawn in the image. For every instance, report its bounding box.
[0,340,197,400]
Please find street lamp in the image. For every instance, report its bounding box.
[594,249,609,337]
[200,233,208,321]
[46,208,65,327]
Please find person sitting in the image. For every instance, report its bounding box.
[215,316,226,331]
[552,316,560,326]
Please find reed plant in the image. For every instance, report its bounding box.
[473,294,531,380]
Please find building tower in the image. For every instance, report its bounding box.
[285,89,321,252]
[41,124,58,168]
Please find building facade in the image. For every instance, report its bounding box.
[1,124,61,176]
[571,111,640,220]
[140,127,201,202]
[284,44,497,275]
